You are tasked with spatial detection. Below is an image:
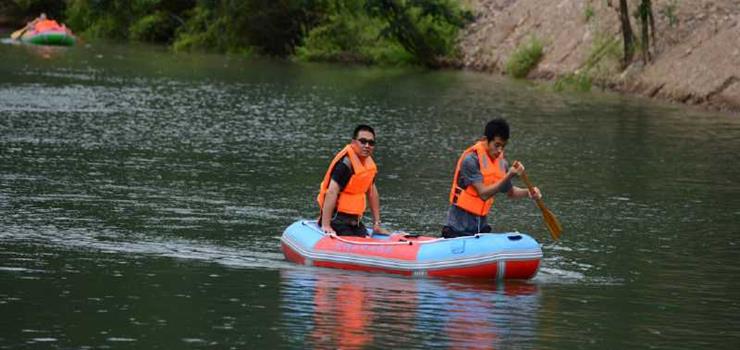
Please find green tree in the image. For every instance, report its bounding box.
[2,0,66,25]
[65,0,193,41]
[296,0,412,64]
[364,0,472,67]
[174,0,329,56]
[6,0,473,68]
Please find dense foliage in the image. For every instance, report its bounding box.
[5,0,471,67]
[1,0,66,25]
[363,0,472,66]
[295,0,413,65]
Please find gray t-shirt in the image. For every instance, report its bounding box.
[446,153,512,234]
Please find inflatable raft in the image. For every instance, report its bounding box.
[16,20,76,46]
[280,220,542,279]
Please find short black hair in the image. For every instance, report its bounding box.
[484,118,510,141]
[353,124,375,139]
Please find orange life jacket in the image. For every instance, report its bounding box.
[449,140,507,216]
[34,20,63,33]
[317,145,377,216]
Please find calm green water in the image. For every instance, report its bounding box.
[1,40,739,349]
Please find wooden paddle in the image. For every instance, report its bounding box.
[10,28,26,40]
[519,172,563,241]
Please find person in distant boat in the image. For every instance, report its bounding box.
[317,125,389,236]
[24,13,47,31]
[11,13,47,40]
[443,118,542,238]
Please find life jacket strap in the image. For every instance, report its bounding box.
[452,187,464,204]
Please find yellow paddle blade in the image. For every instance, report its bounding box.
[519,171,563,241]
[11,28,25,40]
[539,203,563,241]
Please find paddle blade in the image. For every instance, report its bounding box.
[520,171,563,240]
[541,205,563,241]
[11,29,24,40]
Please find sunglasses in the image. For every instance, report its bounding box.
[356,138,376,146]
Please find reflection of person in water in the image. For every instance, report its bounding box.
[280,269,419,349]
[311,278,372,349]
[417,280,541,349]
[279,269,540,349]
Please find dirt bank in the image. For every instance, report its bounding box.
[460,0,739,112]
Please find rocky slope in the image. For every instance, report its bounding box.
[460,0,739,112]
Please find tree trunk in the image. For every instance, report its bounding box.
[639,0,655,63]
[619,0,635,67]
[647,0,656,44]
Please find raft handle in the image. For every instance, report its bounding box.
[507,235,522,241]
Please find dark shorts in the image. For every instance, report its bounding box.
[444,205,493,238]
[321,212,368,237]
[441,224,492,238]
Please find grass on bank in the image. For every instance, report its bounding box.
[554,30,622,93]
[505,37,544,78]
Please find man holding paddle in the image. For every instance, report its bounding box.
[11,13,47,40]
[443,118,543,238]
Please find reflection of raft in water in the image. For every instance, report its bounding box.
[280,220,542,279]
[280,268,541,349]
[14,19,76,46]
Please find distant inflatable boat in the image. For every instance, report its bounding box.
[280,220,542,279]
[15,19,76,46]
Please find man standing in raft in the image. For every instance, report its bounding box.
[318,125,389,236]
[443,118,542,238]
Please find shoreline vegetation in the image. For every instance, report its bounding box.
[0,0,473,68]
[2,0,737,112]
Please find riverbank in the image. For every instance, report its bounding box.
[3,0,736,112]
[459,0,739,113]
